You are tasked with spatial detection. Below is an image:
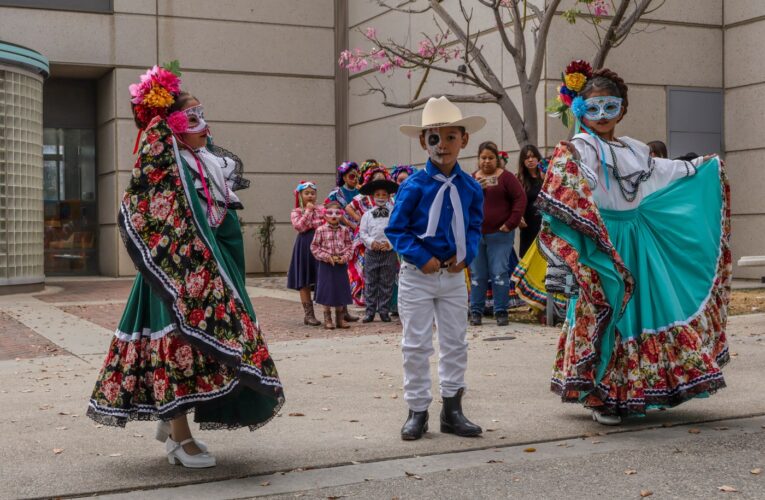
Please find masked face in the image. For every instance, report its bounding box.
[582,96,623,122]
[373,189,389,207]
[184,104,208,134]
[324,207,343,224]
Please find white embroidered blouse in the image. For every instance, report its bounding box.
[571,133,703,211]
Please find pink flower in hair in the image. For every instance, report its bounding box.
[152,67,181,94]
[167,111,189,134]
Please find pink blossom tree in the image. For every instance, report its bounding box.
[340,0,664,147]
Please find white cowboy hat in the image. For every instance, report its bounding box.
[399,96,486,138]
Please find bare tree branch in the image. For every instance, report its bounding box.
[528,0,562,89]
[377,0,432,15]
[365,85,498,108]
[592,0,655,69]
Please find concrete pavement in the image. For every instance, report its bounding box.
[0,281,763,499]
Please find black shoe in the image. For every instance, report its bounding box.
[469,311,482,326]
[441,388,482,437]
[362,312,375,323]
[401,410,429,440]
[495,311,509,326]
[379,312,392,322]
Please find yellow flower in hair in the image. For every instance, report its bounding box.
[564,72,587,92]
[143,83,175,109]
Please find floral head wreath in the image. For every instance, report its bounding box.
[360,159,384,176]
[294,180,317,208]
[546,59,593,131]
[336,161,359,187]
[361,166,392,186]
[129,60,190,153]
[130,61,182,129]
[391,165,415,182]
[497,151,509,164]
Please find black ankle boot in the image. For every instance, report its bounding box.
[440,388,482,437]
[401,410,429,441]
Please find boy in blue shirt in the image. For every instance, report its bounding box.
[386,97,485,440]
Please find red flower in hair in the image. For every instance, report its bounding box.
[565,60,593,79]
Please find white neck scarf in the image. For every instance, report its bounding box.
[418,172,466,264]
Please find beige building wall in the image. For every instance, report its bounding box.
[0,0,337,276]
[724,0,765,279]
[346,1,765,277]
[347,1,723,160]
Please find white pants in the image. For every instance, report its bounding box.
[398,262,469,412]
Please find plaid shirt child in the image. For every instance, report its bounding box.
[310,223,353,264]
[290,206,325,233]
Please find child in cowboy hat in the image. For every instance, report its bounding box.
[385,96,485,440]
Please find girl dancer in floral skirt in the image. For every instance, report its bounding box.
[87,63,284,468]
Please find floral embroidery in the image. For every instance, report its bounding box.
[538,145,731,416]
[87,117,283,428]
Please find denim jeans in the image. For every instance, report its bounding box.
[469,230,515,314]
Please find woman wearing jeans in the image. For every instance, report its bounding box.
[469,141,527,326]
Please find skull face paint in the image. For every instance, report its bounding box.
[425,128,445,162]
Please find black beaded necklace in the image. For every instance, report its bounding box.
[603,138,654,203]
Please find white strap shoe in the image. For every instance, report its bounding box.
[165,437,216,468]
[592,410,622,426]
[155,421,208,452]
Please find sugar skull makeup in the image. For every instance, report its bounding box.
[582,96,623,121]
[424,129,444,160]
[184,104,208,134]
[325,208,344,217]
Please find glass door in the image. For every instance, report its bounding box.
[43,128,98,275]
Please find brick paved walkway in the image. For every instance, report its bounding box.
[0,278,401,361]
[35,279,133,303]
[59,296,401,342]
[0,312,68,360]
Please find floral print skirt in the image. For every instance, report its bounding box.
[87,212,283,430]
[539,148,730,417]
[87,118,283,430]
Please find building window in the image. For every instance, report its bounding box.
[42,128,98,275]
[0,0,112,13]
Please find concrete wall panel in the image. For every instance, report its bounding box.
[180,72,335,126]
[98,225,119,277]
[349,112,414,167]
[726,149,765,215]
[725,84,765,152]
[208,123,336,174]
[159,0,334,28]
[158,18,334,76]
[235,173,336,225]
[547,21,722,88]
[724,20,765,88]
[96,121,116,177]
[114,0,156,15]
[114,14,157,68]
[242,224,297,274]
[731,215,765,279]
[0,7,113,65]
[724,0,765,25]
[97,173,117,226]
